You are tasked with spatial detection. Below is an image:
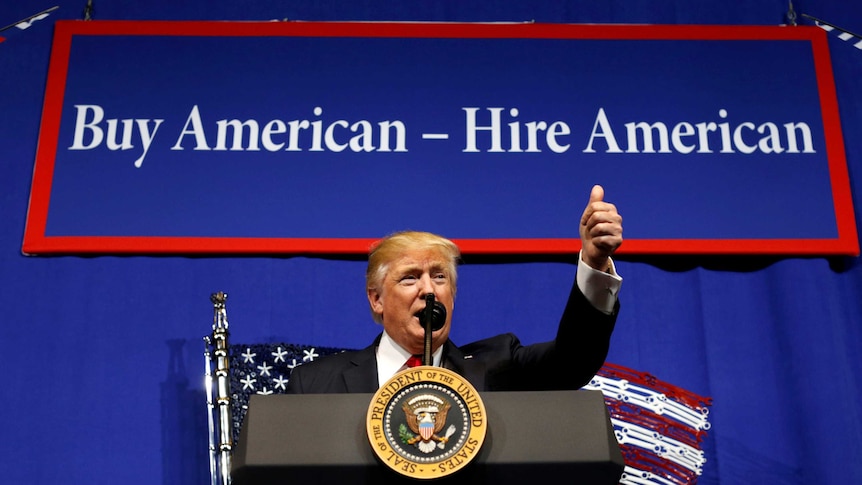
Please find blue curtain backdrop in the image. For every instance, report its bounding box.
[2,1,861,484]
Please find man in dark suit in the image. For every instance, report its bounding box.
[286,185,623,394]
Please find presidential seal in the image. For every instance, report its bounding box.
[366,366,487,480]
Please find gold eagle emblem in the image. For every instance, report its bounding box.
[401,393,456,453]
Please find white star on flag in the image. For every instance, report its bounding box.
[257,362,272,376]
[271,347,288,363]
[240,375,256,391]
[241,348,256,363]
[272,375,289,391]
[302,348,319,362]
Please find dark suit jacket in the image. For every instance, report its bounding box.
[286,280,617,394]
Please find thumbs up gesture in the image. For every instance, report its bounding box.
[579,185,623,271]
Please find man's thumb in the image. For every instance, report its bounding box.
[589,184,604,204]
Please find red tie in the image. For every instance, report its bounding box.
[405,355,423,368]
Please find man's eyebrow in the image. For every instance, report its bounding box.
[393,263,446,275]
[393,264,422,275]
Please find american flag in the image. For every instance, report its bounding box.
[583,363,712,484]
[225,343,712,485]
[0,6,57,44]
[801,13,862,51]
[226,342,346,443]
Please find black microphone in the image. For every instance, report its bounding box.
[421,294,447,366]
[422,294,446,332]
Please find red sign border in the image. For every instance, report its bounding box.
[22,21,859,256]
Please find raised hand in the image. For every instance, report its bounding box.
[579,185,623,271]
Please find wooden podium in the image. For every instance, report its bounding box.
[232,390,624,484]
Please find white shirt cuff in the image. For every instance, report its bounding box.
[576,250,622,315]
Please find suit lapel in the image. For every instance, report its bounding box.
[343,338,380,393]
[345,337,488,392]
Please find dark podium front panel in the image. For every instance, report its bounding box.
[232,390,624,484]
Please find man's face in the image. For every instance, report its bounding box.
[367,248,454,355]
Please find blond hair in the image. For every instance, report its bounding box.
[366,231,461,323]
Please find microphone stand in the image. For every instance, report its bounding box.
[422,294,435,366]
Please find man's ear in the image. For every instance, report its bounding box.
[367,288,383,314]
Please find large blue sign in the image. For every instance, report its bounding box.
[23,21,858,255]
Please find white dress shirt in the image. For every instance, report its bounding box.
[376,332,443,386]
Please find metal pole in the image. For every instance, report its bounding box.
[203,337,218,485]
[209,292,232,485]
